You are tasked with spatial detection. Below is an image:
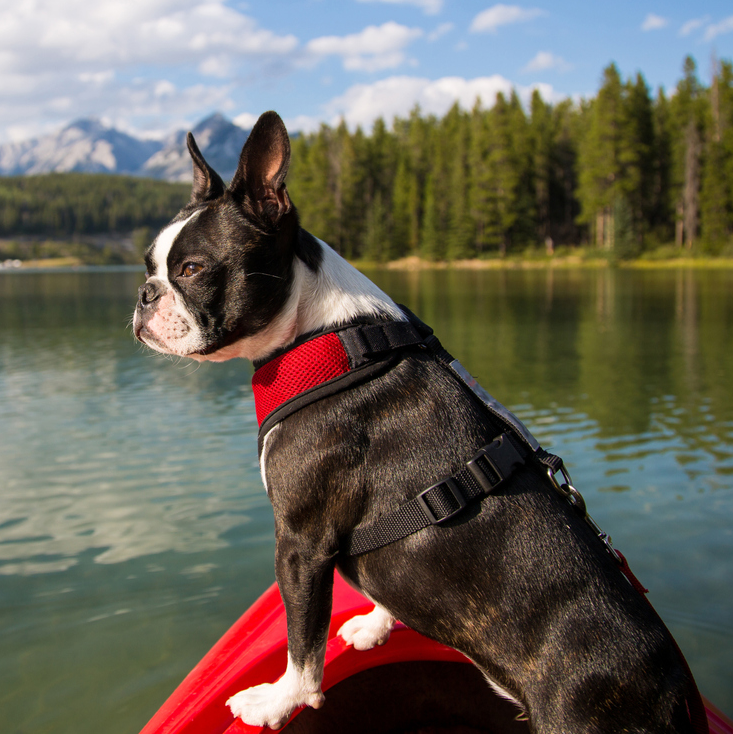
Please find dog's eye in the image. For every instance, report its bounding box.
[181,262,203,278]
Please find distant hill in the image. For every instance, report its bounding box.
[0,113,251,181]
[141,113,249,182]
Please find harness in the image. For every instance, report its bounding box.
[252,306,598,556]
[251,305,708,734]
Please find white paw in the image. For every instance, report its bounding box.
[227,681,324,730]
[338,606,395,651]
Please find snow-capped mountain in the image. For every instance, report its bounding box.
[0,119,163,176]
[0,113,251,181]
[141,113,249,183]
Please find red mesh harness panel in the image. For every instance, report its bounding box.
[251,332,350,426]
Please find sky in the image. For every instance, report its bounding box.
[1,0,732,144]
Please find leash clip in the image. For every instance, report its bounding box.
[546,465,622,563]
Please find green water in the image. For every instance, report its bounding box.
[0,266,731,732]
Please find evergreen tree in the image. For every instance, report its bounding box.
[529,90,553,243]
[619,73,655,249]
[363,190,390,261]
[468,101,493,254]
[485,92,521,254]
[670,56,705,248]
[700,59,733,249]
[420,173,441,260]
[612,196,639,260]
[577,64,625,250]
[393,106,433,254]
[650,88,674,242]
[334,122,368,259]
[390,152,413,258]
[288,126,339,247]
[506,90,536,249]
[444,103,473,259]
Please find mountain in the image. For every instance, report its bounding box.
[0,113,251,181]
[0,119,163,176]
[141,113,250,182]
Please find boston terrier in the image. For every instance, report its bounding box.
[133,111,704,733]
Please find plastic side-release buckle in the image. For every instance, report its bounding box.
[467,434,524,493]
[417,477,467,525]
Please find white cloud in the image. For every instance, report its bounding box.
[0,66,234,144]
[641,13,668,31]
[522,51,572,73]
[312,74,559,132]
[306,22,423,72]
[0,1,297,74]
[232,112,260,130]
[428,22,454,41]
[199,55,233,78]
[283,114,327,135]
[679,15,710,37]
[233,112,260,130]
[470,4,546,34]
[356,0,443,15]
[0,0,298,142]
[704,15,733,41]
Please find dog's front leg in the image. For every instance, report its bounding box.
[227,533,334,729]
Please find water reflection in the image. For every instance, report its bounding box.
[0,266,731,730]
[0,270,266,573]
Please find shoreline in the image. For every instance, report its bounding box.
[4,254,733,272]
[356,255,733,271]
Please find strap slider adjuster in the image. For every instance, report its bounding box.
[417,477,467,525]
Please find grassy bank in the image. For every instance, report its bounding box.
[354,248,733,271]
[4,244,733,271]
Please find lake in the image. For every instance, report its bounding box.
[0,264,731,732]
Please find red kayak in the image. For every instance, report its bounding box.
[141,573,733,734]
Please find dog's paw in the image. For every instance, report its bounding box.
[338,605,395,651]
[227,681,324,730]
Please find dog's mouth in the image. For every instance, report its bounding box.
[133,307,173,353]
[134,321,165,351]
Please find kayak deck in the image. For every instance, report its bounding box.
[141,573,733,734]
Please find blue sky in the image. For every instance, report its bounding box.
[0,0,732,144]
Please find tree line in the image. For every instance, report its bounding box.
[0,173,191,263]
[0,173,190,256]
[287,55,733,261]
[1,55,732,264]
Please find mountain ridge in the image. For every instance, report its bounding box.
[0,113,251,182]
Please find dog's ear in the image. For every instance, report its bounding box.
[229,111,292,223]
[187,133,226,205]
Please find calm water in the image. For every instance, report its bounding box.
[0,265,731,732]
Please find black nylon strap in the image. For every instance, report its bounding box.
[343,433,525,556]
[340,320,427,369]
[399,305,567,478]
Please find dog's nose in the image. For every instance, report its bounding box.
[138,281,163,307]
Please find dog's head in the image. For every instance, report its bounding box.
[133,111,318,362]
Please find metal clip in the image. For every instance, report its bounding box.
[546,464,574,499]
[547,465,622,563]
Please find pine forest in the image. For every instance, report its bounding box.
[1,55,733,264]
[288,56,733,261]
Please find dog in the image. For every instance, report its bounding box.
[133,111,704,733]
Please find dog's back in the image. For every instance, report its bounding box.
[264,349,698,733]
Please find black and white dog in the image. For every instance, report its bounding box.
[133,111,702,733]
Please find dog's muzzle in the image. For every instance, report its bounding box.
[134,279,166,341]
[138,279,165,311]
